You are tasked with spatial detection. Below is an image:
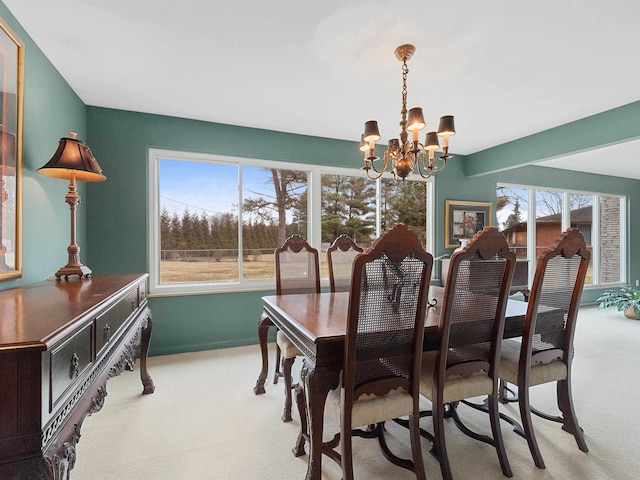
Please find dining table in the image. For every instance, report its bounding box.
[252,285,557,480]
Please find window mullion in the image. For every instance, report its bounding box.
[527,188,536,286]
[562,191,570,230]
[238,164,243,281]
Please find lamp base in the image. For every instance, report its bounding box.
[55,263,92,280]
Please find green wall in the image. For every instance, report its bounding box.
[0,3,88,290]
[84,107,359,356]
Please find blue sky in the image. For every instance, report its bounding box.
[159,158,279,218]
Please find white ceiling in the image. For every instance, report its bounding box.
[4,0,640,179]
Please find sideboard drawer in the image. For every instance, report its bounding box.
[49,322,93,411]
[138,281,147,305]
[95,288,139,355]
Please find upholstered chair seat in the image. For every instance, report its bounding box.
[499,339,568,387]
[326,387,413,430]
[276,330,302,359]
[420,351,493,404]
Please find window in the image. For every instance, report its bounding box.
[496,186,528,259]
[149,149,433,294]
[497,184,626,288]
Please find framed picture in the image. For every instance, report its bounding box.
[0,19,23,280]
[445,200,492,249]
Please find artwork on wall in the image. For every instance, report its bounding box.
[445,200,492,249]
[0,18,23,280]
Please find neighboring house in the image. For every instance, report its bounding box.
[501,206,593,258]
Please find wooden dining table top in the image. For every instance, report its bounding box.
[261,286,532,364]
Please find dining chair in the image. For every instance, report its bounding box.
[419,226,516,480]
[320,223,433,480]
[272,234,321,422]
[498,228,591,468]
[326,234,364,293]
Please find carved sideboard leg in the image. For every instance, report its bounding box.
[140,309,155,394]
[254,313,273,395]
[42,423,82,480]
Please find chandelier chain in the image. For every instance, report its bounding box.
[400,58,409,144]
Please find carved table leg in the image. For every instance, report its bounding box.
[140,309,155,394]
[293,363,310,456]
[254,313,274,395]
[299,359,340,480]
[281,356,295,422]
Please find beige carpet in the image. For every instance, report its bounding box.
[72,306,639,479]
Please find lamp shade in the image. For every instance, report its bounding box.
[387,138,401,154]
[37,134,105,182]
[363,121,381,142]
[437,115,456,137]
[407,107,426,131]
[425,131,440,150]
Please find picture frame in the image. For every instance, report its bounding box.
[0,18,23,280]
[445,200,492,249]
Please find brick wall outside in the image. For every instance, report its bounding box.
[600,196,621,283]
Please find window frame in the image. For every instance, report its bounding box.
[149,148,434,296]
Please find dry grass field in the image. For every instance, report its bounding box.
[160,253,594,285]
[160,253,332,283]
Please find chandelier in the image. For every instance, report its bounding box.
[359,44,456,180]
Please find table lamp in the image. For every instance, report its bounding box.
[37,132,105,280]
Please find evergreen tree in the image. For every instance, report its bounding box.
[169,212,182,254]
[503,198,522,229]
[160,208,173,250]
[380,179,427,243]
[320,175,375,244]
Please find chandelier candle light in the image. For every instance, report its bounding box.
[360,44,456,180]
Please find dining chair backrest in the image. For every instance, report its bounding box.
[522,228,591,367]
[275,234,321,295]
[439,226,516,376]
[344,223,434,403]
[327,234,364,293]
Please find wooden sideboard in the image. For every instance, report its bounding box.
[0,274,154,479]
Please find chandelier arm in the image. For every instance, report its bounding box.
[364,156,388,179]
[364,166,385,180]
[428,155,449,175]
[415,156,434,179]
[434,156,449,173]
